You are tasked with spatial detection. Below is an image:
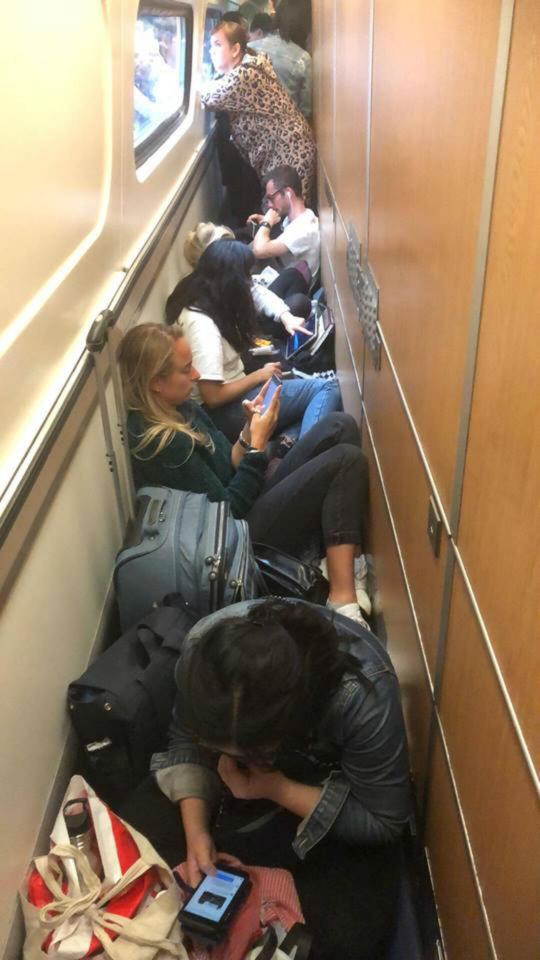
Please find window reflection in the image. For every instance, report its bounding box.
[202,8,221,83]
[134,15,187,149]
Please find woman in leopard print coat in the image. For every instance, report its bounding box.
[201,20,316,205]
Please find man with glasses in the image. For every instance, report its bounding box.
[248,165,320,282]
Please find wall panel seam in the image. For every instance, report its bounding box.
[363,408,435,698]
[449,0,516,534]
[376,324,452,537]
[452,544,539,792]
[433,711,499,959]
[423,846,448,960]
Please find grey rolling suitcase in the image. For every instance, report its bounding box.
[114,486,265,629]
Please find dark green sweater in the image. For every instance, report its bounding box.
[127,404,267,519]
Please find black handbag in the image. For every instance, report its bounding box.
[252,543,329,605]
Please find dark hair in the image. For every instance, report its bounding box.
[177,600,371,751]
[275,0,311,48]
[262,164,303,199]
[165,239,257,354]
[250,12,274,34]
[214,18,249,52]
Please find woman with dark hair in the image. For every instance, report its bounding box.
[201,19,316,203]
[124,599,411,960]
[165,238,340,442]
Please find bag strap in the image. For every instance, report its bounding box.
[249,925,279,960]
[137,606,190,654]
[33,844,186,958]
[280,923,312,959]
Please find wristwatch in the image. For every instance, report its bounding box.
[238,431,257,453]
[259,220,272,230]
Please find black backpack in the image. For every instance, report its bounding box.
[67,603,196,804]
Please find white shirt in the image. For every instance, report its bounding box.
[178,307,245,403]
[279,209,320,278]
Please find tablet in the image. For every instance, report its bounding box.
[284,311,317,360]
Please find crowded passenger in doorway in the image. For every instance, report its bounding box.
[182,221,312,336]
[248,12,274,41]
[248,1,313,118]
[165,239,339,441]
[118,325,369,626]
[201,20,316,204]
[146,598,411,960]
[249,164,320,281]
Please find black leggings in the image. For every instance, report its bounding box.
[247,413,368,560]
[255,267,312,341]
[117,778,401,960]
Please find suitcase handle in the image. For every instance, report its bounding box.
[142,496,167,537]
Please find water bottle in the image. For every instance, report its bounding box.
[63,798,102,878]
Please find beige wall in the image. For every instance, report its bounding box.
[312,0,540,956]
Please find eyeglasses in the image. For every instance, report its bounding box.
[264,187,286,203]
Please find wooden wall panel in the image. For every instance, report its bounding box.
[368,0,501,512]
[439,570,540,959]
[334,299,362,424]
[364,429,433,796]
[333,0,371,247]
[457,0,540,765]
[364,349,448,678]
[425,734,493,960]
[312,0,335,183]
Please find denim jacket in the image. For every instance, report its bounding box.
[151,600,412,860]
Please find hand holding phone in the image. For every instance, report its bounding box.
[261,373,282,412]
[250,378,282,451]
[178,864,251,944]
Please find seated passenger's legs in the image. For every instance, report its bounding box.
[117,779,399,960]
[116,776,186,868]
[276,378,341,437]
[248,413,368,562]
[268,264,310,300]
[295,837,401,960]
[206,379,342,444]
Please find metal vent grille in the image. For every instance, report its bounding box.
[346,235,381,369]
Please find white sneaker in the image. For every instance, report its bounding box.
[354,554,372,617]
[319,555,372,618]
[327,600,370,630]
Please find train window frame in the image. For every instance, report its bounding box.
[134,1,194,168]
[202,5,223,83]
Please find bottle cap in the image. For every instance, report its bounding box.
[64,798,91,837]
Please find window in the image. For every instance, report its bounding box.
[202,6,222,83]
[134,2,193,165]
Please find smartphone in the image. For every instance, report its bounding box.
[178,865,251,943]
[261,373,282,412]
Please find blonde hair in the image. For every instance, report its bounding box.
[183,222,235,269]
[118,323,213,459]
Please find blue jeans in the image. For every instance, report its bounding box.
[206,377,341,442]
[276,377,341,438]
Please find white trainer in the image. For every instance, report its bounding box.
[319,555,372,618]
[326,600,370,630]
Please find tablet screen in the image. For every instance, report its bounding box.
[285,312,317,360]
